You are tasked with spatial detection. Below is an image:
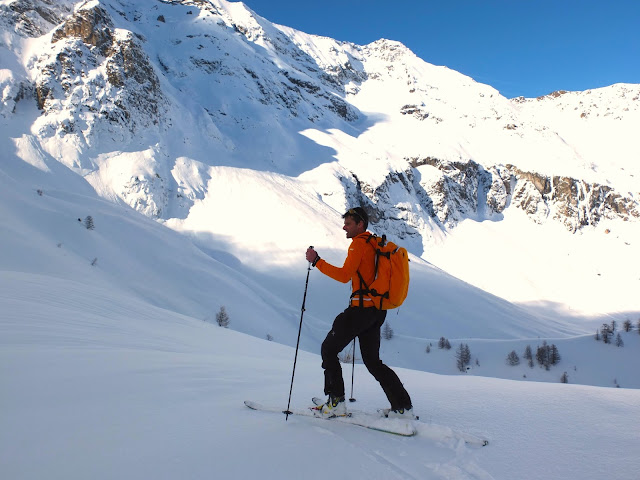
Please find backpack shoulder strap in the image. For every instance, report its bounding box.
[351,234,377,307]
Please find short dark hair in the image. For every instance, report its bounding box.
[343,207,368,229]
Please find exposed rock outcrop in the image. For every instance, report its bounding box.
[403,156,639,231]
[34,3,166,136]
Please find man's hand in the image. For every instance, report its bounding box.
[306,247,319,264]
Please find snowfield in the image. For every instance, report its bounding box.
[2,148,639,479]
[1,1,639,478]
[2,271,639,480]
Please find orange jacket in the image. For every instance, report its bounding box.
[315,232,376,308]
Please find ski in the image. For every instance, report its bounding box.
[244,400,488,446]
[373,407,487,447]
[244,400,417,437]
[312,398,486,446]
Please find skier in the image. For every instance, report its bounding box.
[305,207,413,418]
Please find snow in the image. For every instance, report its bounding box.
[1,1,639,478]
[427,208,640,317]
[2,270,639,480]
[2,132,640,479]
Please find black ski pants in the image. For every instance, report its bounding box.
[321,306,412,410]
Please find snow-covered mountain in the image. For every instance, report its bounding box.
[2,3,640,478]
[2,0,639,375]
[3,0,639,317]
[3,0,639,307]
[4,0,638,227]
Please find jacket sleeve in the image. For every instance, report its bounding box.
[316,239,364,283]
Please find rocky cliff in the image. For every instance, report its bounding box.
[1,0,638,244]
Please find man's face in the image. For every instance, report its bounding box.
[343,216,364,238]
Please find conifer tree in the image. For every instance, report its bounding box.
[382,322,394,340]
[601,324,612,344]
[455,343,471,372]
[523,345,534,368]
[550,344,561,365]
[506,350,520,366]
[456,344,465,372]
[536,341,548,369]
[216,306,230,328]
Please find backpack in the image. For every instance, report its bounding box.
[353,234,410,310]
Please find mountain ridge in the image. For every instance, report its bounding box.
[2,0,639,319]
[2,0,637,236]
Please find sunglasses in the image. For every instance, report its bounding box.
[347,208,365,223]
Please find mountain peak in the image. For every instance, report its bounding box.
[1,0,638,286]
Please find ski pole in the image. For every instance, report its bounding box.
[284,246,313,420]
[349,338,356,402]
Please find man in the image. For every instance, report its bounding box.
[305,207,413,418]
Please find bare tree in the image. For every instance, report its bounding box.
[339,350,353,364]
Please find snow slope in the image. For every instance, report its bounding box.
[1,2,640,478]
[2,0,639,320]
[2,269,639,480]
[5,142,639,390]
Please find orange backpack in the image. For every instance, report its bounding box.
[353,234,410,310]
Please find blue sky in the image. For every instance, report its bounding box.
[239,0,640,99]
